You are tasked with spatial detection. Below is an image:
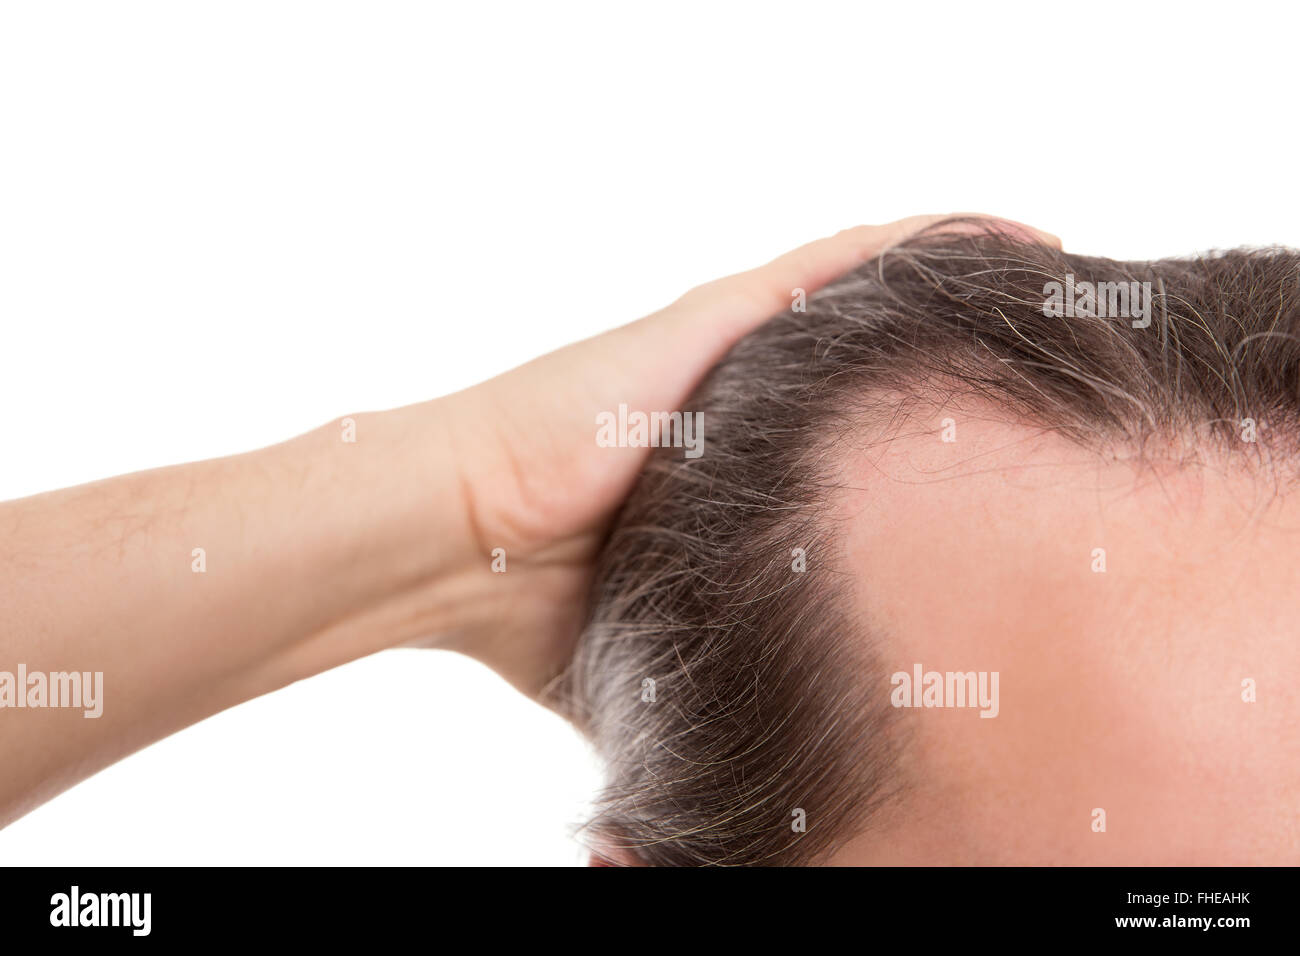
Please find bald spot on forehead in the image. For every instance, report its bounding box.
[823,404,1300,864]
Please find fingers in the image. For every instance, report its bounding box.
[729,215,961,312]
[949,213,1061,250]
[568,213,1061,426]
[665,213,1061,340]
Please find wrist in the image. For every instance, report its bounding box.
[246,399,493,686]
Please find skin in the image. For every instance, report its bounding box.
[16,215,1283,866]
[829,406,1300,864]
[0,213,1060,829]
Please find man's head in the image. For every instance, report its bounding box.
[558,221,1300,865]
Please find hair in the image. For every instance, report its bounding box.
[552,219,1300,865]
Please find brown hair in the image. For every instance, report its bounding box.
[554,220,1300,865]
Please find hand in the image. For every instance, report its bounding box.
[0,213,1055,823]
[430,215,1061,697]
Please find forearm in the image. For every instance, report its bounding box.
[0,219,979,829]
[0,400,483,825]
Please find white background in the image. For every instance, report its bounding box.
[1,1,1296,865]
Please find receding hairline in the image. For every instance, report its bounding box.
[558,227,1300,865]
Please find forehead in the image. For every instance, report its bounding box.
[826,406,1300,863]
